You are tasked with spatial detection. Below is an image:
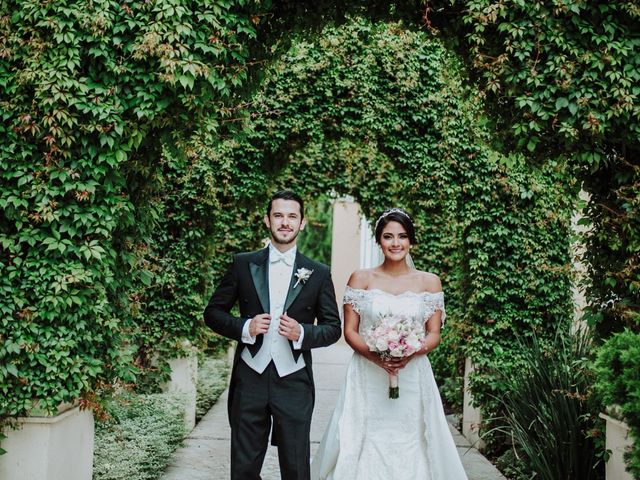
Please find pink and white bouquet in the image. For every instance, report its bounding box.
[363,313,426,398]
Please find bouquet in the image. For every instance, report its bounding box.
[363,313,426,398]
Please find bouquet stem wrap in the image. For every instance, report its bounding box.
[388,373,399,399]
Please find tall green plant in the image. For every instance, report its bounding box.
[491,328,604,480]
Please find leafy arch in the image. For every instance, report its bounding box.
[156,18,575,431]
[0,0,602,455]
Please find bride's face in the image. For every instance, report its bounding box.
[379,221,411,262]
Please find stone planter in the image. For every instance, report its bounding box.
[0,403,94,480]
[161,350,198,431]
[599,412,634,480]
[462,357,485,450]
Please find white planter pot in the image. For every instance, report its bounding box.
[599,412,634,480]
[0,404,94,480]
[161,353,198,431]
[463,357,485,450]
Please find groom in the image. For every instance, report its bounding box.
[204,190,342,480]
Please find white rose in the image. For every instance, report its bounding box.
[405,334,422,351]
[386,330,401,342]
[390,347,404,357]
[375,337,389,351]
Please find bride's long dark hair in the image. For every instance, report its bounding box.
[374,208,417,245]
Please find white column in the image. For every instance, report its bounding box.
[462,357,485,450]
[330,199,362,312]
[571,189,591,326]
[161,346,198,432]
[599,413,634,480]
[359,216,382,268]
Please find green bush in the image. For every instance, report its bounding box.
[595,329,640,478]
[491,328,604,480]
[196,354,230,422]
[93,391,187,480]
[297,194,334,267]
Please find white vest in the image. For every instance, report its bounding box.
[241,246,306,377]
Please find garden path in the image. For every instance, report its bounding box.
[161,342,506,480]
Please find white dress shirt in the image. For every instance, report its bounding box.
[240,243,306,376]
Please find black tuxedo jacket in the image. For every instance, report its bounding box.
[204,247,342,409]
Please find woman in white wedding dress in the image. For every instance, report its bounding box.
[311,208,468,480]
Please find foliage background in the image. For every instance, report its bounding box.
[1,0,639,474]
[425,1,639,470]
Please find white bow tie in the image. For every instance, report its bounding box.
[270,249,295,266]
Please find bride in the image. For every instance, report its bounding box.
[311,208,468,479]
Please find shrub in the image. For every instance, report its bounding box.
[93,391,186,480]
[196,354,230,422]
[595,329,640,478]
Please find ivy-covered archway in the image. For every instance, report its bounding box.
[142,17,575,448]
[2,0,638,472]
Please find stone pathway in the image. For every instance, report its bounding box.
[161,342,506,480]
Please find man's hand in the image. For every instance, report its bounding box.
[279,312,302,342]
[249,314,271,337]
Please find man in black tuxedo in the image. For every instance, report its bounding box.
[204,190,342,480]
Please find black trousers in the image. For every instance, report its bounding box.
[230,360,313,480]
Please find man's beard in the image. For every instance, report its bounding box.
[271,227,299,245]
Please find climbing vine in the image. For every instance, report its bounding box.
[0,0,262,416]
[166,19,576,451]
[2,0,638,470]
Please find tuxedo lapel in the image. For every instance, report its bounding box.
[283,251,312,313]
[249,248,270,313]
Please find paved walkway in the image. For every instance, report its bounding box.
[161,342,506,480]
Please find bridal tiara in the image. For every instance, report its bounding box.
[374,208,412,230]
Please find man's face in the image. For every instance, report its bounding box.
[264,199,306,246]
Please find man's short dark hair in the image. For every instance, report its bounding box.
[267,190,305,219]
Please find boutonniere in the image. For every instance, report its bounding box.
[294,267,314,288]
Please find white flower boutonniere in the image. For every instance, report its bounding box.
[294,267,314,288]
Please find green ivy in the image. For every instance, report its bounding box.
[425,0,640,459]
[3,1,632,468]
[427,1,640,161]
[0,0,261,418]
[297,195,334,267]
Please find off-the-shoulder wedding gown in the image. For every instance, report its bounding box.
[311,287,468,480]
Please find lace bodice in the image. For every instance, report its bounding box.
[342,286,446,332]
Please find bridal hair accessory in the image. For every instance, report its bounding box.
[374,208,412,230]
[294,267,314,288]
